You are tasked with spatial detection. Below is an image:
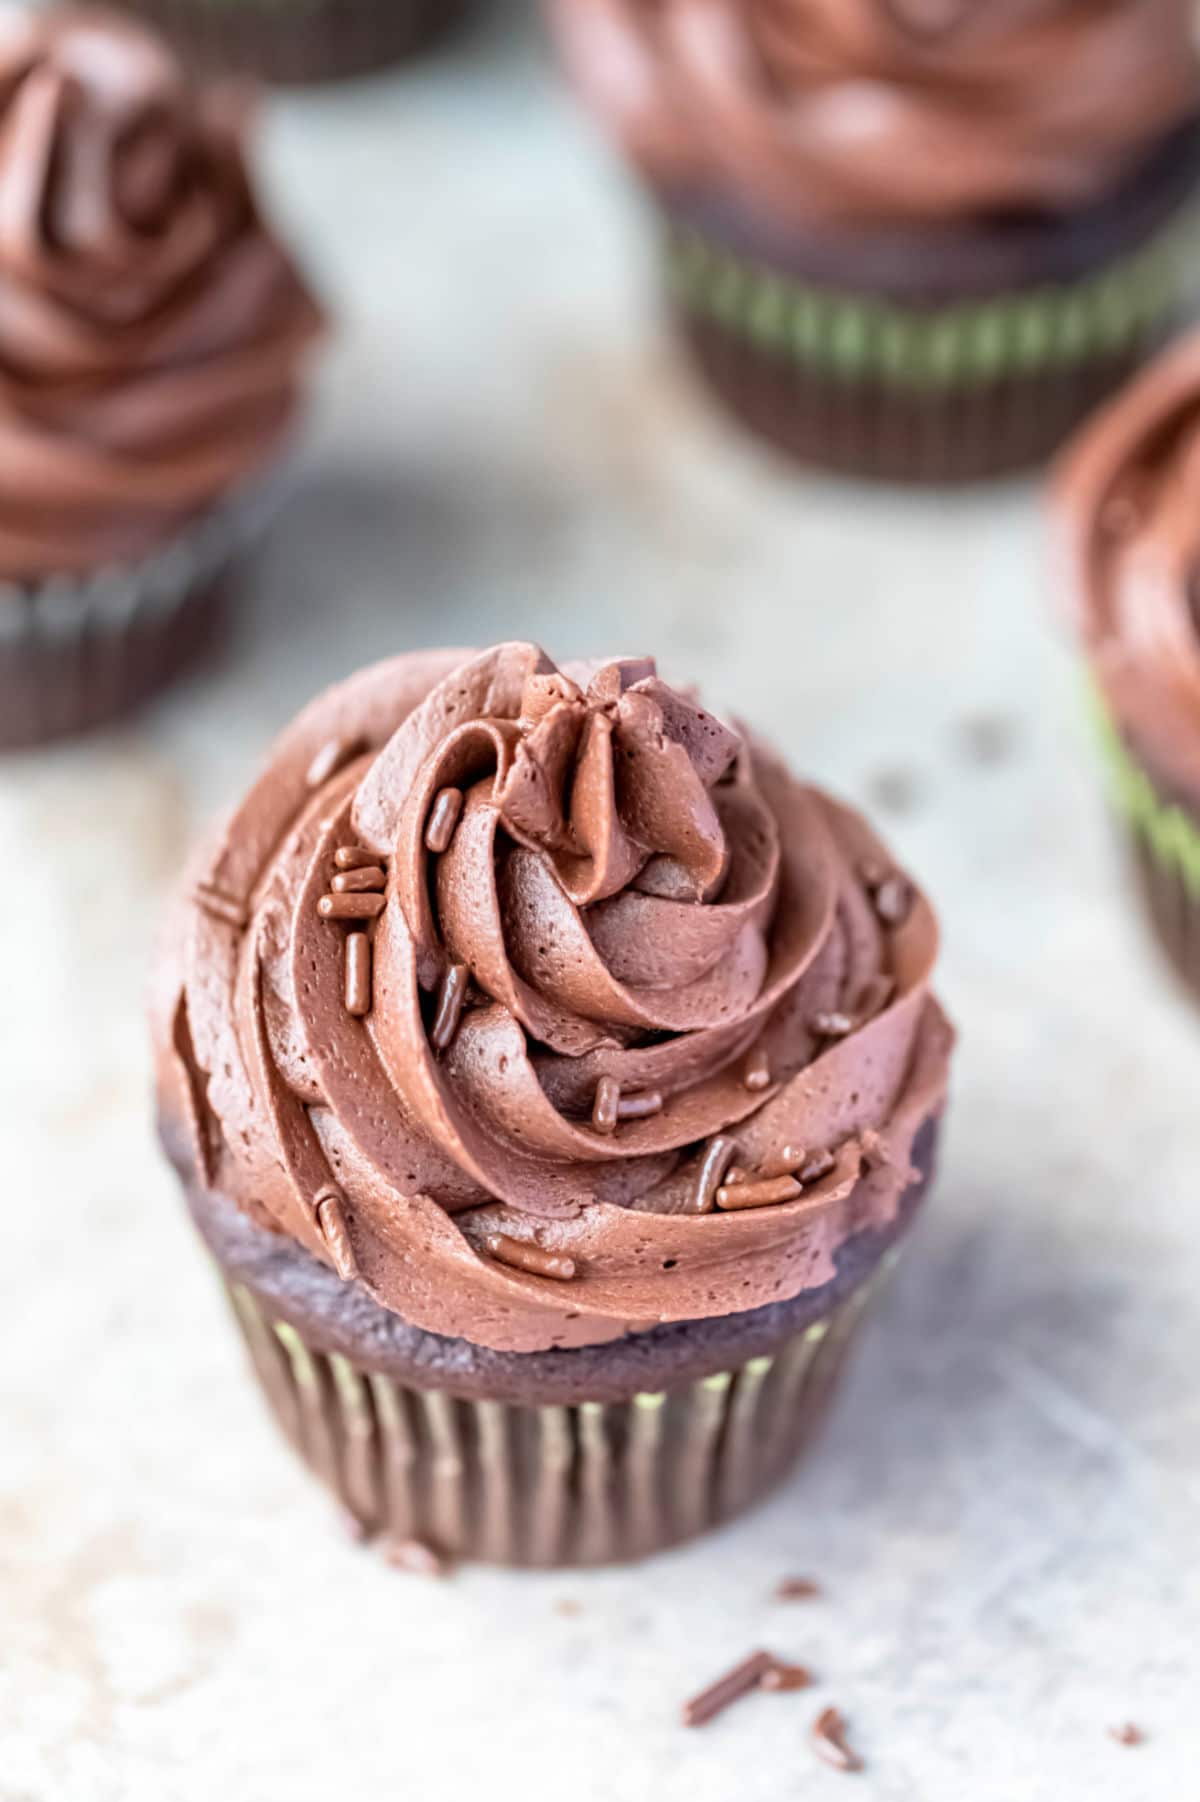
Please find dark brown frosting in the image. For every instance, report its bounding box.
[154,646,953,1354]
[1056,331,1200,797]
[0,8,323,579]
[551,0,1200,229]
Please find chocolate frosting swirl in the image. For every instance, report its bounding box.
[155,646,953,1354]
[0,7,323,578]
[1058,331,1200,797]
[552,0,1200,228]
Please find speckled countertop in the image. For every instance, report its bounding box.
[5,9,1200,1799]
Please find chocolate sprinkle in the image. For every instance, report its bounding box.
[332,866,386,894]
[344,933,372,1018]
[799,1149,837,1186]
[315,1187,358,1282]
[193,883,247,929]
[334,846,381,871]
[592,1075,621,1134]
[430,962,470,1053]
[811,1707,862,1773]
[689,1135,740,1213]
[425,786,464,855]
[775,1577,821,1602]
[742,1046,771,1091]
[716,1174,802,1211]
[616,1089,664,1122]
[386,1538,450,1578]
[1110,1723,1145,1747]
[872,874,913,927]
[682,1650,774,1728]
[318,892,386,921]
[759,1145,805,1179]
[305,736,361,790]
[484,1232,577,1282]
[811,1010,855,1039]
[760,1662,814,1693]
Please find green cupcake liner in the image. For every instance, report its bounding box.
[224,1258,895,1568]
[663,208,1198,394]
[1090,689,1200,1002]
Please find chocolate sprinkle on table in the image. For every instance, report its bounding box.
[760,1662,814,1692]
[811,1708,862,1773]
[385,1538,450,1578]
[425,786,464,854]
[682,1650,774,1728]
[775,1577,821,1601]
[1109,1723,1145,1747]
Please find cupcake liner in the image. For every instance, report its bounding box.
[224,1259,895,1568]
[113,0,468,83]
[0,483,280,751]
[1091,693,1200,1003]
[660,203,1198,482]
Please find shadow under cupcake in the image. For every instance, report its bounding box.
[0,8,323,751]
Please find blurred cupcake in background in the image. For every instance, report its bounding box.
[111,0,468,83]
[153,643,954,1567]
[1058,332,1200,1007]
[550,0,1200,483]
[0,8,323,750]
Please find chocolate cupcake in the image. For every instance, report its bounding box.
[111,0,467,84]
[550,0,1200,483]
[153,644,954,1567]
[0,10,323,750]
[1058,332,1200,1006]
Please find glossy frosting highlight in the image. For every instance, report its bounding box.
[1057,329,1200,797]
[552,0,1200,228]
[0,7,323,577]
[155,646,953,1353]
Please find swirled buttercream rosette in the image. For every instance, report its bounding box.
[0,7,323,746]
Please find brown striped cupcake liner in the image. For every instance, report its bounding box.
[0,483,281,752]
[222,1256,895,1569]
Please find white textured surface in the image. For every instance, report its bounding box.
[4,10,1200,1799]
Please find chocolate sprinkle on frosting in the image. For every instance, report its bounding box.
[425,787,464,855]
[332,866,386,894]
[318,892,386,921]
[716,1174,802,1211]
[484,1233,578,1282]
[689,1135,740,1213]
[430,962,470,1053]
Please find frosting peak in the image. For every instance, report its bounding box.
[552,0,1200,228]
[155,647,953,1353]
[0,6,323,577]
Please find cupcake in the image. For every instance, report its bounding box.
[0,9,323,750]
[1057,331,1200,1006]
[152,643,954,1567]
[550,0,1200,483]
[111,0,467,84]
